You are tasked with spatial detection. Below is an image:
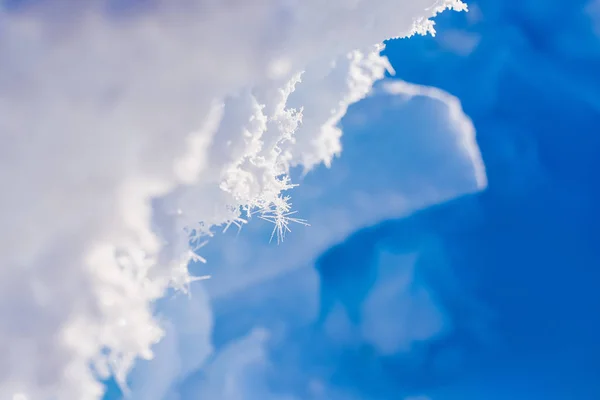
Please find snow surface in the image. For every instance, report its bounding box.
[0,0,473,399]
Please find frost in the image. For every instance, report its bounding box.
[256,197,311,244]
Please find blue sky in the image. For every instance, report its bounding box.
[99,1,600,399]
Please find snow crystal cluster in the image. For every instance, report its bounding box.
[0,0,467,398]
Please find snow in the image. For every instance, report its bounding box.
[0,0,469,398]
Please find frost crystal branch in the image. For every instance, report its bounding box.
[256,196,310,244]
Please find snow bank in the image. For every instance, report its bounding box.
[0,0,467,398]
